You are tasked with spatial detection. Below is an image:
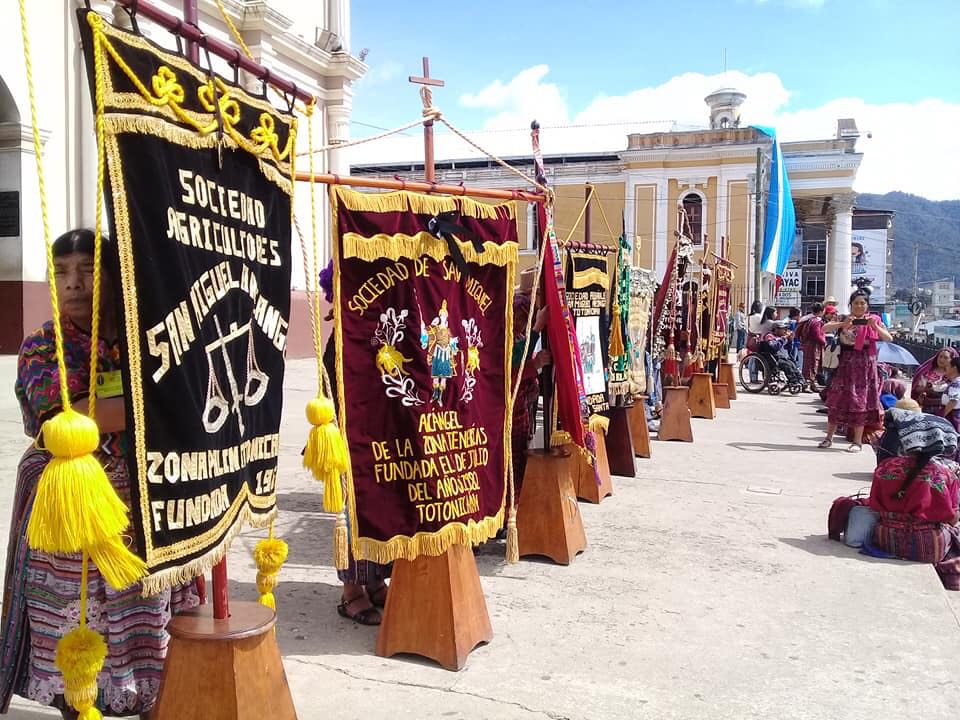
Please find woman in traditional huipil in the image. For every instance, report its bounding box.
[819,289,892,453]
[0,230,198,719]
[911,347,959,415]
[869,414,960,589]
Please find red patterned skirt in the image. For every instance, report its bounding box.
[826,348,882,428]
[873,512,960,590]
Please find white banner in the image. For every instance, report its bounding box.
[851,228,887,304]
[775,267,802,307]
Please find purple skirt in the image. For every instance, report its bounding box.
[827,348,882,428]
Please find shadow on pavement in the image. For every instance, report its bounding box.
[729,442,825,453]
[778,535,903,564]
[833,471,873,482]
[229,578,381,657]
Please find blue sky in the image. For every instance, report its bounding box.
[351,0,958,125]
[346,0,960,198]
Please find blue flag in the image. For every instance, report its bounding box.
[754,126,796,277]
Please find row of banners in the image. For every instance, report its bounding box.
[82,12,663,587]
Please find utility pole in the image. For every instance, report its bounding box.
[913,243,919,298]
[754,147,763,305]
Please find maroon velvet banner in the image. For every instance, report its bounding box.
[331,187,517,562]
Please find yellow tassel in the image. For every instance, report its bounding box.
[333,513,349,570]
[88,535,147,591]
[55,625,106,720]
[303,396,348,513]
[505,508,519,564]
[27,410,130,554]
[254,537,288,611]
[609,303,625,358]
[588,414,610,435]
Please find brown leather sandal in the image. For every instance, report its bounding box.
[337,594,381,625]
[367,583,388,608]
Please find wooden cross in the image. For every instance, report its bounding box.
[408,56,445,92]
[408,57,444,182]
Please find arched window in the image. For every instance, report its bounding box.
[680,192,704,245]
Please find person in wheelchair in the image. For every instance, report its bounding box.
[759,322,804,386]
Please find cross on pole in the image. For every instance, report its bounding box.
[409,57,445,182]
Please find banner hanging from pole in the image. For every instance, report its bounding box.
[80,12,293,593]
[330,187,517,562]
[565,251,610,415]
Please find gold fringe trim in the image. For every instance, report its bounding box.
[351,510,503,565]
[588,414,609,435]
[342,231,517,267]
[333,186,516,220]
[551,430,573,447]
[139,505,277,596]
[571,268,609,290]
[103,114,293,195]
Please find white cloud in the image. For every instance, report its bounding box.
[357,59,403,89]
[460,65,569,129]
[347,66,958,200]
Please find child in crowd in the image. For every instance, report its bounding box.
[941,357,960,433]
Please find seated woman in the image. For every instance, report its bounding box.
[874,398,921,464]
[868,415,960,590]
[0,230,198,719]
[760,324,802,385]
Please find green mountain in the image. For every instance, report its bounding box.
[856,192,960,291]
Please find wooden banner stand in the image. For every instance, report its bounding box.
[719,361,738,400]
[154,602,297,720]
[713,382,731,409]
[688,373,716,419]
[517,449,588,564]
[628,400,652,458]
[658,386,694,442]
[376,544,493,671]
[603,407,637,477]
[574,429,613,503]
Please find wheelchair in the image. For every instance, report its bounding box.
[738,347,805,395]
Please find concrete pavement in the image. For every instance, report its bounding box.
[2,357,957,719]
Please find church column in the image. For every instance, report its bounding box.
[825,198,853,305]
[327,0,350,53]
[325,99,351,175]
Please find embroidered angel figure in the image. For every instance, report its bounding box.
[421,300,459,404]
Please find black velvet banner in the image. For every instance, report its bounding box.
[80,12,293,591]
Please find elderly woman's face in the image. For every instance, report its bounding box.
[54,252,95,328]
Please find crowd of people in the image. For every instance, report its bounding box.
[737,289,960,592]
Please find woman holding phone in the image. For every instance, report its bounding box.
[818,289,892,452]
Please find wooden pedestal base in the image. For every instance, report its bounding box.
[628,400,652,458]
[604,406,636,477]
[658,386,693,442]
[376,544,492,671]
[719,362,737,400]
[517,450,587,564]
[574,430,613,503]
[713,383,731,409]
[153,602,296,720]
[689,373,716,419]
